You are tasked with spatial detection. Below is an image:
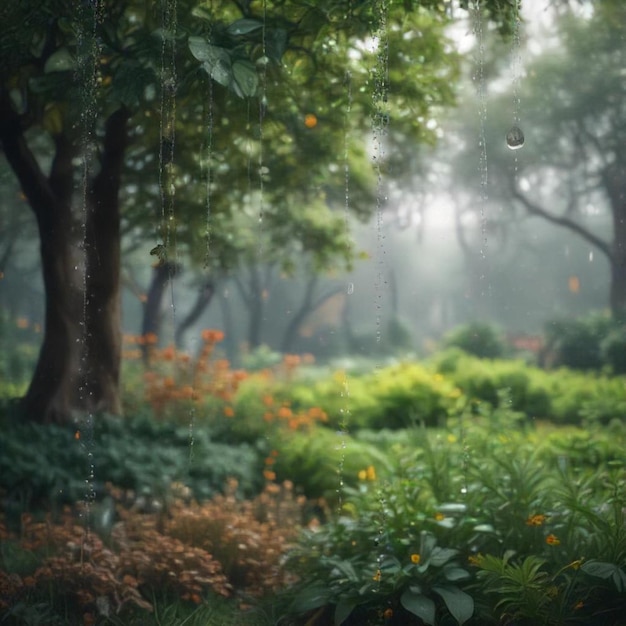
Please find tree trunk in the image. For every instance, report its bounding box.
[141,262,175,351]
[174,278,215,347]
[606,162,626,321]
[1,93,128,423]
[82,107,129,413]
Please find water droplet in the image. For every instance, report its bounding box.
[506,126,525,150]
[347,282,354,294]
[589,251,594,262]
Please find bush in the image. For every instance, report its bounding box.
[601,325,626,374]
[0,410,263,523]
[281,418,626,626]
[544,312,614,371]
[431,350,552,419]
[272,428,393,499]
[443,322,506,359]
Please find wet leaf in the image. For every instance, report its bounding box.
[227,19,264,36]
[334,600,356,625]
[400,589,435,626]
[232,60,258,98]
[432,585,474,625]
[44,48,74,73]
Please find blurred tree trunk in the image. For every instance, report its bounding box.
[141,260,178,361]
[174,278,215,347]
[606,163,626,321]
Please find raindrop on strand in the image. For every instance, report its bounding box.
[506,126,525,150]
[347,282,354,295]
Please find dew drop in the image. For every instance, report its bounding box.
[347,282,354,295]
[506,126,525,150]
[589,251,594,262]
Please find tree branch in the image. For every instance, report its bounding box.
[510,182,613,262]
[0,89,59,221]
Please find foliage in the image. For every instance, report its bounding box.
[0,480,305,624]
[0,407,263,527]
[545,312,615,371]
[271,428,393,500]
[281,413,626,625]
[442,322,506,359]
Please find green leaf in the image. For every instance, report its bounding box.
[334,600,356,626]
[227,18,264,36]
[582,561,626,591]
[432,585,474,625]
[420,531,437,560]
[232,60,258,98]
[430,547,459,567]
[400,589,435,626]
[266,28,288,62]
[443,566,471,582]
[327,558,359,583]
[44,48,74,73]
[188,37,232,87]
[292,583,332,613]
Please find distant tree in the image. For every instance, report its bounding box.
[457,1,626,320]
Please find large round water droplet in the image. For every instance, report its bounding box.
[506,126,525,150]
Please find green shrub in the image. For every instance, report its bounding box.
[545,312,614,371]
[0,410,263,523]
[281,418,626,626]
[272,428,393,499]
[432,350,552,419]
[601,326,626,374]
[443,322,506,359]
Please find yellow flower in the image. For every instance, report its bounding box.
[447,433,458,443]
[366,465,376,481]
[358,469,367,481]
[410,553,421,564]
[435,512,445,521]
[546,534,561,546]
[468,554,483,566]
[372,569,381,581]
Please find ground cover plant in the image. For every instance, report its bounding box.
[1,327,625,624]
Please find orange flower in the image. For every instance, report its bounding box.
[304,113,318,128]
[143,332,158,345]
[263,470,276,481]
[383,608,393,619]
[546,534,561,546]
[277,406,293,419]
[16,317,29,329]
[201,329,224,343]
[526,514,547,526]
[410,553,421,564]
[161,345,175,360]
[223,406,235,417]
[262,395,274,406]
[574,601,584,610]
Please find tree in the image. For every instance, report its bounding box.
[458,1,626,320]
[0,0,516,424]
